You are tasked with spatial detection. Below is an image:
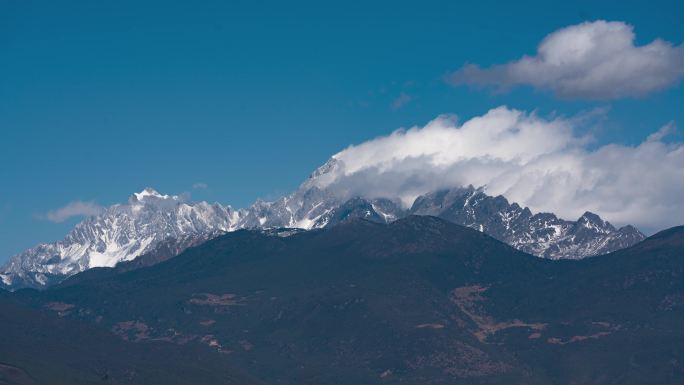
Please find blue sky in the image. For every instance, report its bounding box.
[1,0,683,262]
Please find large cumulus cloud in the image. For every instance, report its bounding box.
[449,21,684,99]
[312,107,684,233]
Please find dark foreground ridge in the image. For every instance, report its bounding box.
[2,216,683,385]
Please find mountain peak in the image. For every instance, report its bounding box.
[304,157,344,189]
[1,187,238,289]
[577,211,615,232]
[579,211,602,222]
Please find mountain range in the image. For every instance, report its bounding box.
[0,159,645,290]
[1,216,682,384]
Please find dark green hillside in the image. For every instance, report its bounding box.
[3,217,684,384]
[0,290,260,385]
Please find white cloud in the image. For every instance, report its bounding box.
[43,201,104,223]
[193,182,209,189]
[312,106,684,233]
[449,21,684,99]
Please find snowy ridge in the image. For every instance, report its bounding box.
[408,187,645,259]
[1,163,646,290]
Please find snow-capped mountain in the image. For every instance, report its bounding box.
[0,189,239,289]
[233,160,645,260]
[408,186,645,259]
[1,161,646,290]
[235,158,405,230]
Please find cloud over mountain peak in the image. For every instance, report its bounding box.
[310,106,684,232]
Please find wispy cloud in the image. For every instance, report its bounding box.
[448,21,684,99]
[312,106,684,233]
[192,182,209,189]
[647,121,677,142]
[42,201,104,223]
[391,92,412,110]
